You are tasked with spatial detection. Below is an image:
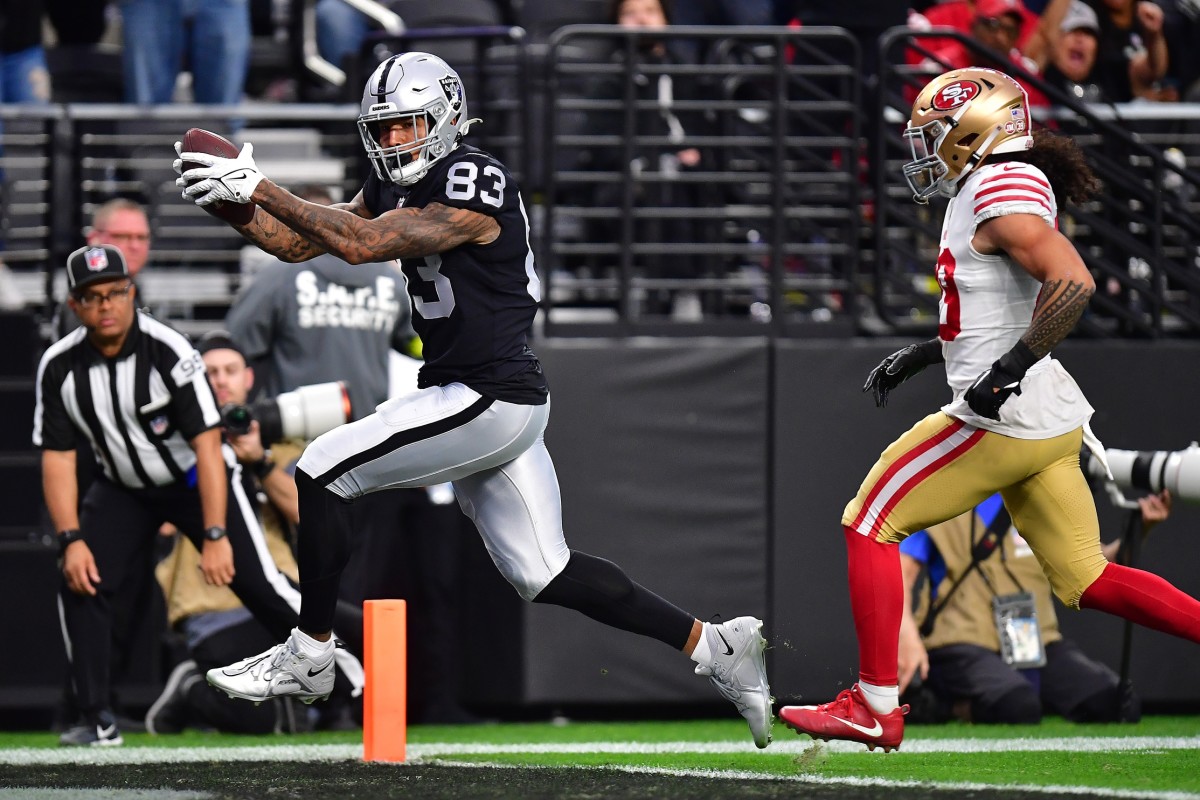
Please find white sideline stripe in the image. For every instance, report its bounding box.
[2,736,1199,766]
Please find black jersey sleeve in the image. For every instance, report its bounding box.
[141,322,221,441]
[168,347,221,441]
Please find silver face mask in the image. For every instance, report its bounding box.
[357,53,474,186]
[902,117,953,204]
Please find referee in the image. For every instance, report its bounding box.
[34,244,309,747]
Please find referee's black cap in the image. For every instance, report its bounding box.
[196,329,247,360]
[66,244,129,294]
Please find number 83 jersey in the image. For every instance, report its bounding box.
[363,145,547,404]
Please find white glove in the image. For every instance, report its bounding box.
[177,142,264,206]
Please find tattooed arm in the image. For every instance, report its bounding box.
[231,189,375,263]
[962,213,1096,419]
[974,213,1096,357]
[246,178,499,265]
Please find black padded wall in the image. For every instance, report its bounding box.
[522,338,771,703]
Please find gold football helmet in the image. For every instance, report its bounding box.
[902,67,1033,203]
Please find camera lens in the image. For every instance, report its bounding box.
[221,403,254,437]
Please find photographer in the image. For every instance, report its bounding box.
[145,332,363,734]
[36,246,321,747]
[201,331,298,529]
[898,489,1172,725]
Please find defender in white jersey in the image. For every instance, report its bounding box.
[780,67,1200,752]
[937,158,1094,439]
[174,52,772,747]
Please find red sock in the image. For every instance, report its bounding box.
[1080,562,1200,643]
[843,526,902,686]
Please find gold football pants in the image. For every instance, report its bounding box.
[842,412,1106,608]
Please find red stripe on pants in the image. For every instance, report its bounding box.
[850,419,967,533]
[867,427,986,539]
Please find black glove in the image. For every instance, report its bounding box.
[964,340,1039,420]
[863,339,944,407]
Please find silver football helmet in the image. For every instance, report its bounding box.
[358,52,475,186]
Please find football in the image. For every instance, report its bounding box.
[181,128,257,225]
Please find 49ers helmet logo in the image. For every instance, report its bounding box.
[931,80,980,111]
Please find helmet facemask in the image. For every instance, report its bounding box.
[902,117,955,203]
[358,53,474,187]
[902,67,1034,204]
[358,108,448,187]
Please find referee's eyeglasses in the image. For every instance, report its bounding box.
[76,281,134,309]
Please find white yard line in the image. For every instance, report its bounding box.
[1,735,1197,765]
[2,738,1198,800]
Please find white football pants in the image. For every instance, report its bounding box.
[296,383,569,600]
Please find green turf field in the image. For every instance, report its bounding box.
[1,717,1197,799]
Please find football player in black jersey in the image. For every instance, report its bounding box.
[175,52,773,747]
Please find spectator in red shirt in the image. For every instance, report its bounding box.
[911,0,1042,50]
[906,0,1055,107]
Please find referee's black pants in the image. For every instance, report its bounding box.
[59,472,302,718]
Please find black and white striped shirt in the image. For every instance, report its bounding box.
[33,311,221,488]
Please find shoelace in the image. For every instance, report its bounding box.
[247,645,293,682]
[818,688,858,714]
[707,674,746,705]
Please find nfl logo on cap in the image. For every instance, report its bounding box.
[67,242,129,292]
[84,248,109,271]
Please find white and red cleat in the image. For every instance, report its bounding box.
[778,684,908,752]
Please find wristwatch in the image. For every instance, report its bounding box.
[251,456,276,480]
[204,526,227,542]
[57,528,84,555]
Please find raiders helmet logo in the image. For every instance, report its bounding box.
[931,80,981,111]
[439,75,463,112]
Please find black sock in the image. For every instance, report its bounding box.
[532,550,695,650]
[296,468,353,635]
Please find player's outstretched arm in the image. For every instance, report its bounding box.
[252,178,500,264]
[178,142,373,262]
[234,191,373,263]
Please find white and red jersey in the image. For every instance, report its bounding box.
[934,161,1093,438]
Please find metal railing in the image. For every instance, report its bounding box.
[872,27,1200,338]
[541,26,862,335]
[0,104,365,323]
[3,24,1199,339]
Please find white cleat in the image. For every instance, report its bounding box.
[695,616,773,748]
[206,639,335,705]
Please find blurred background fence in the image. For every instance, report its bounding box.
[1,26,1197,339]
